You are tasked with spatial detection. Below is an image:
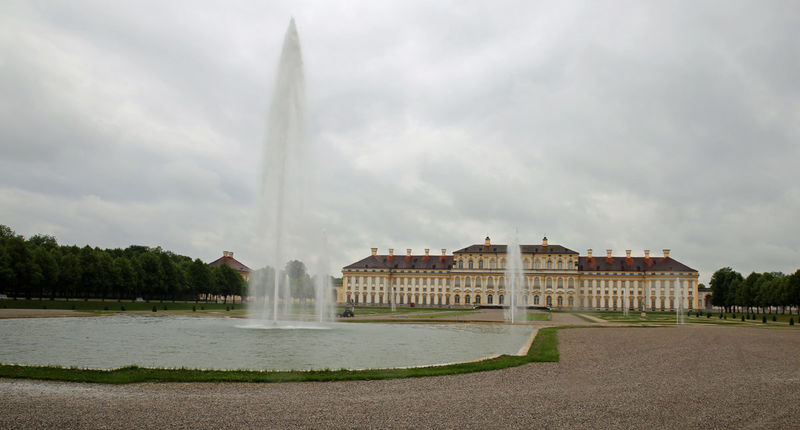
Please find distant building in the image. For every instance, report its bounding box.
[209,251,252,281]
[339,236,700,311]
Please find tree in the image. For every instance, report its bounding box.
[186,259,212,302]
[59,253,81,300]
[137,252,164,301]
[32,247,59,299]
[710,267,743,312]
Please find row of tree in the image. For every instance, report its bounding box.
[0,225,246,303]
[710,267,800,314]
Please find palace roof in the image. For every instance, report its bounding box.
[344,255,454,271]
[578,256,696,273]
[209,253,252,273]
[453,244,578,254]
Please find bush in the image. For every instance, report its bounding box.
[772,315,777,322]
[790,317,795,326]
[152,306,157,312]
[71,305,76,310]
[706,313,711,318]
[120,305,126,311]
[200,306,205,310]
[42,305,47,309]
[192,306,196,312]
[103,306,109,311]
[719,313,723,319]
[732,314,736,319]
[741,315,745,321]
[762,315,767,323]
[163,305,167,311]
[226,306,230,311]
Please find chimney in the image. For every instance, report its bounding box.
[406,249,412,257]
[625,250,631,258]
[441,249,447,256]
[388,248,394,257]
[587,249,593,258]
[425,248,430,257]
[644,249,650,258]
[663,249,670,258]
[371,248,377,256]
[542,236,548,246]
[606,249,612,259]
[484,236,491,246]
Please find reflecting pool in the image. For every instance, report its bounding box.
[0,315,534,370]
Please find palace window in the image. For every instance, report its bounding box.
[534,295,539,305]
[478,260,484,269]
[499,295,504,304]
[490,259,495,269]
[475,295,481,305]
[488,294,493,304]
[535,260,540,269]
[488,277,494,287]
[557,278,564,288]
[465,295,471,305]
[558,261,563,269]
[568,261,574,270]
[524,259,530,269]
[547,260,553,269]
[459,260,463,269]
[534,277,541,288]
[466,278,472,288]
[454,295,460,304]
[468,260,473,269]
[568,278,575,288]
[557,296,563,306]
[476,278,482,288]
[546,278,553,288]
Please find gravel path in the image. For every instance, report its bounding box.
[1,325,798,429]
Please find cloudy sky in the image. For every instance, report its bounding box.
[2,0,798,283]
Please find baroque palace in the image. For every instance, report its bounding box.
[338,237,700,311]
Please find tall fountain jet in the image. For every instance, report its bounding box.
[246,19,333,325]
[504,233,524,323]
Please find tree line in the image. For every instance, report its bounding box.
[0,225,246,303]
[710,267,800,314]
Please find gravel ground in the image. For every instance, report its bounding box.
[1,325,798,429]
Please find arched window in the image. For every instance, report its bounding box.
[488,277,494,287]
[535,259,540,269]
[524,258,530,269]
[499,277,505,288]
[546,296,552,306]
[476,278,482,288]
[534,295,540,305]
[558,278,564,288]
[568,296,574,307]
[465,295,471,305]
[478,260,483,269]
[455,277,461,287]
[568,261,574,270]
[458,260,463,269]
[488,294,493,304]
[534,277,540,288]
[568,278,575,288]
[455,294,460,304]
[557,296,563,306]
[547,260,553,269]
[558,260,563,269]
[475,295,481,304]
[468,260,473,269]
[490,259,495,269]
[501,258,506,269]
[499,295,504,304]
[466,277,471,288]
[546,278,553,288]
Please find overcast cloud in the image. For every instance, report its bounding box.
[1,0,799,283]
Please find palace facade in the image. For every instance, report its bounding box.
[338,237,700,311]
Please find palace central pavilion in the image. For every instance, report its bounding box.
[338,237,700,311]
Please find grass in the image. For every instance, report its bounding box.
[410,310,479,319]
[572,310,798,327]
[526,312,551,321]
[0,327,560,384]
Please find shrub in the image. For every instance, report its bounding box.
[103,306,108,311]
[772,315,777,322]
[192,306,196,312]
[719,313,723,319]
[762,315,767,323]
[200,306,205,310]
[226,306,230,311]
[120,305,126,311]
[790,318,795,326]
[152,306,157,312]
[706,313,711,318]
[732,314,736,319]
[163,305,167,311]
[71,305,75,310]
[42,305,47,309]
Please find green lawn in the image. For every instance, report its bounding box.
[526,312,551,321]
[576,310,797,326]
